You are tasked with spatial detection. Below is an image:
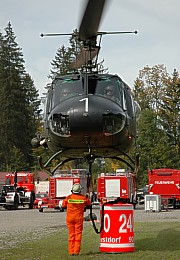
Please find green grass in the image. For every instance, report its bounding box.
[1,222,180,260]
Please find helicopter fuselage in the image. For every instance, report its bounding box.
[43,73,139,158]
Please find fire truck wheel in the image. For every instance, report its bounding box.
[14,194,19,210]
[133,203,136,209]
[5,206,11,210]
[39,208,43,212]
[29,192,35,209]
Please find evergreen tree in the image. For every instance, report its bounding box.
[0,22,41,170]
[68,29,82,61]
[49,29,83,79]
[49,28,105,79]
[49,44,73,78]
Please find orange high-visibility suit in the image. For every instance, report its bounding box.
[62,193,91,255]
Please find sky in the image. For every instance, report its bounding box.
[1,0,180,100]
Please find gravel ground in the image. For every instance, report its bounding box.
[0,205,179,249]
[134,205,180,222]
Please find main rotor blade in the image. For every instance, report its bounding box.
[79,0,106,41]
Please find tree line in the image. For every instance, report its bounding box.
[0,22,41,171]
[0,23,179,188]
[134,65,180,186]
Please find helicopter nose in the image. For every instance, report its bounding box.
[70,95,126,137]
[49,95,126,138]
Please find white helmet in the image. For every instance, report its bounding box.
[71,184,82,194]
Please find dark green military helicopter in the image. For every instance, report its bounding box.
[32,0,140,178]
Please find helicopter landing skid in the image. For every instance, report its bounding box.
[38,150,79,175]
[37,148,138,195]
[37,151,94,192]
[111,156,135,171]
[110,148,140,173]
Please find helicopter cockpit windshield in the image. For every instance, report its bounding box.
[52,76,84,106]
[88,75,123,105]
[51,75,123,107]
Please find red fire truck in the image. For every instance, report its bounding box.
[38,169,88,212]
[148,168,180,208]
[0,172,35,209]
[97,169,137,207]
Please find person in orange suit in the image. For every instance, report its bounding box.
[62,183,91,256]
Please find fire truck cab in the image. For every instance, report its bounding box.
[148,168,180,208]
[0,172,35,210]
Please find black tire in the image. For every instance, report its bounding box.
[29,192,35,209]
[4,206,11,210]
[132,202,136,209]
[39,208,43,212]
[14,194,19,210]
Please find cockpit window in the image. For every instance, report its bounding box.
[88,76,123,105]
[52,77,84,106]
[51,75,125,107]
